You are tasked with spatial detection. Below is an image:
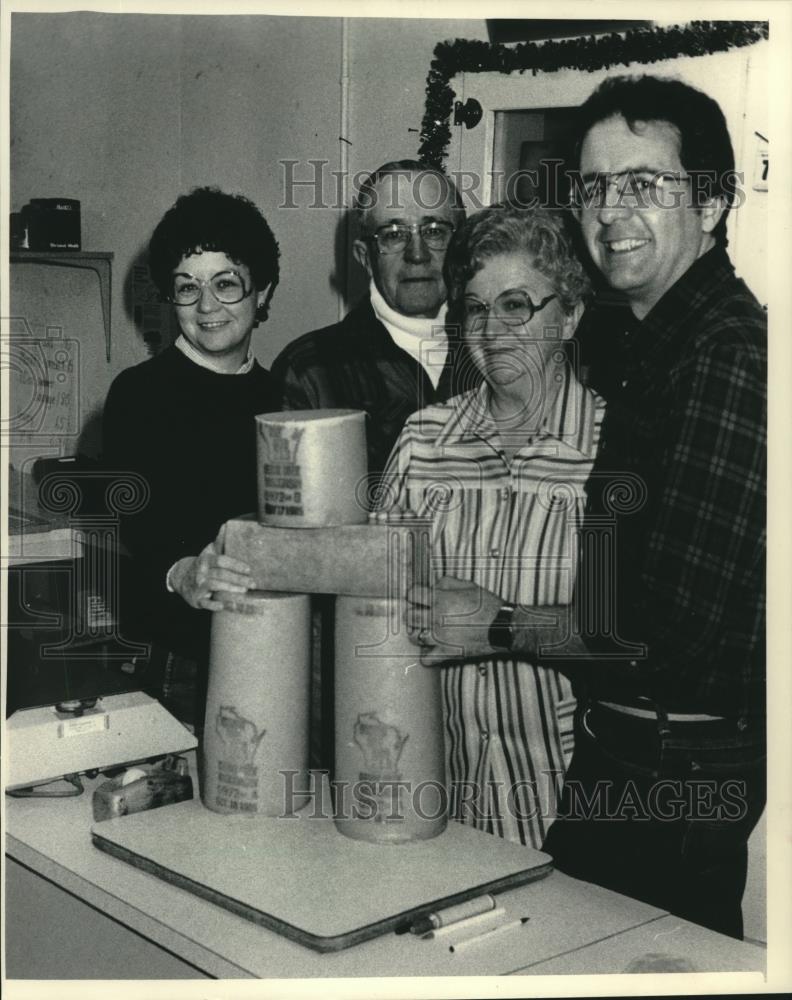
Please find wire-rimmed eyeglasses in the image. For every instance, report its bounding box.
[170,270,253,307]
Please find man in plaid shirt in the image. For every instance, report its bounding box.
[407,75,766,939]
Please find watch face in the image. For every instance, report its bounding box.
[488,605,515,652]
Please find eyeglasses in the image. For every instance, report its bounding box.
[370,221,455,255]
[570,171,690,212]
[462,290,557,329]
[170,270,252,306]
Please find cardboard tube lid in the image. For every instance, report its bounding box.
[255,408,364,424]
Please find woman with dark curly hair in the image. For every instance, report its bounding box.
[103,187,280,723]
[376,205,605,848]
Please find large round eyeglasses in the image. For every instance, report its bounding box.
[371,221,455,255]
[170,270,252,306]
[462,290,557,329]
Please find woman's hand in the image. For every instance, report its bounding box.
[169,529,255,611]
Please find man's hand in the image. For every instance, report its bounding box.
[169,526,254,611]
[405,576,502,665]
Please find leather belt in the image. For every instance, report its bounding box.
[597,700,725,723]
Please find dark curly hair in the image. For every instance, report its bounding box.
[148,187,280,321]
[444,205,591,324]
[570,75,736,247]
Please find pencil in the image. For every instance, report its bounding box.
[448,916,529,953]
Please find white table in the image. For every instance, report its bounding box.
[5,767,766,980]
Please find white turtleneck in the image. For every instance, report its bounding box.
[369,281,449,389]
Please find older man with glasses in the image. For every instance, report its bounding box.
[272,159,468,482]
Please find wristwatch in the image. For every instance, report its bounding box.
[488,603,516,652]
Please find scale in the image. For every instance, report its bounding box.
[5,691,197,791]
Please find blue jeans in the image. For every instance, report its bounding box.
[542,701,766,939]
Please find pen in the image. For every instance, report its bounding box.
[448,916,529,953]
[406,893,497,935]
[425,905,506,939]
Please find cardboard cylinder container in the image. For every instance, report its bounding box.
[202,591,311,816]
[333,596,448,843]
[255,409,368,527]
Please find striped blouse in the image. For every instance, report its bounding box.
[377,372,605,847]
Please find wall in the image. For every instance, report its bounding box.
[9,11,488,443]
[10,13,184,459]
[177,15,345,365]
[342,17,488,304]
[9,12,345,424]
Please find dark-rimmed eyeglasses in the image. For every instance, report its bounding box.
[170,270,252,306]
[462,290,558,329]
[370,221,455,255]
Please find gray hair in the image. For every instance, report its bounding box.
[354,159,465,233]
[444,204,591,316]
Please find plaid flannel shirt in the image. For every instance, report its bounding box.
[577,247,766,720]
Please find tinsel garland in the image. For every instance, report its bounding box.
[418,21,769,168]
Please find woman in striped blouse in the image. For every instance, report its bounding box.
[375,205,605,848]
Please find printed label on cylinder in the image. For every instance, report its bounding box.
[256,410,368,527]
[213,706,265,813]
[334,595,448,842]
[259,424,305,518]
[203,592,311,817]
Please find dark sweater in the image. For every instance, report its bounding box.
[102,345,278,657]
[270,297,476,478]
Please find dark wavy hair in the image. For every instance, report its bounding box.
[571,75,736,247]
[444,204,591,324]
[148,187,280,321]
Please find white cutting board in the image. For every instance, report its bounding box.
[92,799,552,952]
